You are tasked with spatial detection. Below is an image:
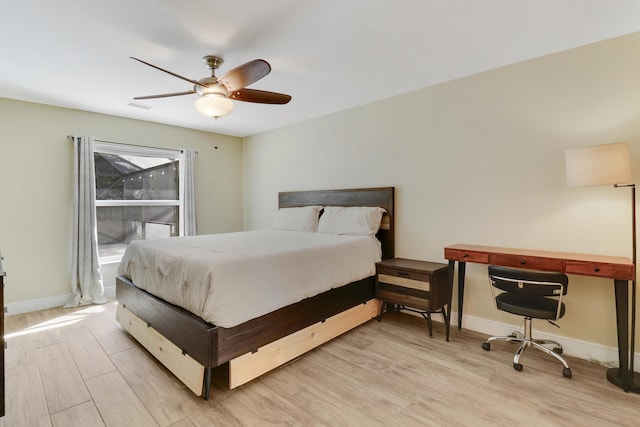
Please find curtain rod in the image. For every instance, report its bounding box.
[66,135,198,154]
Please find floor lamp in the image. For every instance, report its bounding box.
[565,141,639,392]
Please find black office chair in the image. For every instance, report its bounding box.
[481,266,572,378]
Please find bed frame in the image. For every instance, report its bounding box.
[115,187,394,399]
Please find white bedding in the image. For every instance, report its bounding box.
[117,229,382,327]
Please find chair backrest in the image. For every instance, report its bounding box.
[488,266,568,297]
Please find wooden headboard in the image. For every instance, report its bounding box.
[278,187,395,260]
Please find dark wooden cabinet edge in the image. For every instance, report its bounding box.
[0,273,5,417]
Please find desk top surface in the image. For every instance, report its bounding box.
[445,244,633,266]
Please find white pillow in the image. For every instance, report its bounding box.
[317,206,386,236]
[272,206,323,232]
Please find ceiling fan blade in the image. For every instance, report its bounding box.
[230,88,291,104]
[130,57,206,88]
[133,90,196,100]
[219,59,271,92]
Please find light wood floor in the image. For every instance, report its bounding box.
[1,300,639,426]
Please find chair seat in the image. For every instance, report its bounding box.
[496,293,565,320]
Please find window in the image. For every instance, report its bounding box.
[93,142,183,262]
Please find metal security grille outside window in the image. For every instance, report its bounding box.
[93,142,183,263]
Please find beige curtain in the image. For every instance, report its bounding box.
[65,136,107,307]
[182,148,197,236]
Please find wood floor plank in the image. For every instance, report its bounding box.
[110,346,198,426]
[270,333,442,425]
[27,323,64,350]
[167,418,197,427]
[50,401,105,427]
[34,342,92,414]
[184,398,244,427]
[0,362,51,427]
[85,370,158,427]
[203,378,317,426]
[259,360,401,426]
[22,305,99,351]
[4,312,29,334]
[83,310,136,355]
[61,324,116,379]
[4,334,36,369]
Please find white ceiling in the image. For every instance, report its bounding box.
[2,1,640,138]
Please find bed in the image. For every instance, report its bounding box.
[115,187,394,399]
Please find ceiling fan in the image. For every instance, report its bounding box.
[130,55,291,119]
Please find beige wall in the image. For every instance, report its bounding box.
[0,99,243,305]
[243,33,640,349]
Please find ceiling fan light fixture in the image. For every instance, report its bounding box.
[131,55,290,119]
[195,93,234,119]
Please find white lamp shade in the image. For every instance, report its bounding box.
[195,94,234,118]
[565,142,632,187]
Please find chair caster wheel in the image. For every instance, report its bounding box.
[513,363,523,372]
[482,342,491,351]
[562,367,572,378]
[553,347,563,355]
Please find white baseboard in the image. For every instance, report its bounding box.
[409,309,640,369]
[5,285,116,315]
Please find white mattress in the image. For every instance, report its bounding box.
[117,229,382,327]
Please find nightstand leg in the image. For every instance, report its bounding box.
[403,307,435,338]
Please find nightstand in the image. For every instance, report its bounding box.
[375,258,453,341]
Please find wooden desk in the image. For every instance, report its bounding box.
[444,243,639,393]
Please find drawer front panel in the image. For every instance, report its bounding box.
[376,266,429,282]
[376,289,428,310]
[444,248,489,263]
[377,274,429,292]
[565,261,634,280]
[490,254,564,271]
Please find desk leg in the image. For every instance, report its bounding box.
[457,261,466,330]
[445,260,455,341]
[606,279,640,392]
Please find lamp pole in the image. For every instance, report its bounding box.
[616,182,638,390]
[630,183,636,382]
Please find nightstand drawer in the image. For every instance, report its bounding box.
[376,265,429,282]
[376,286,428,310]
[377,273,429,292]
